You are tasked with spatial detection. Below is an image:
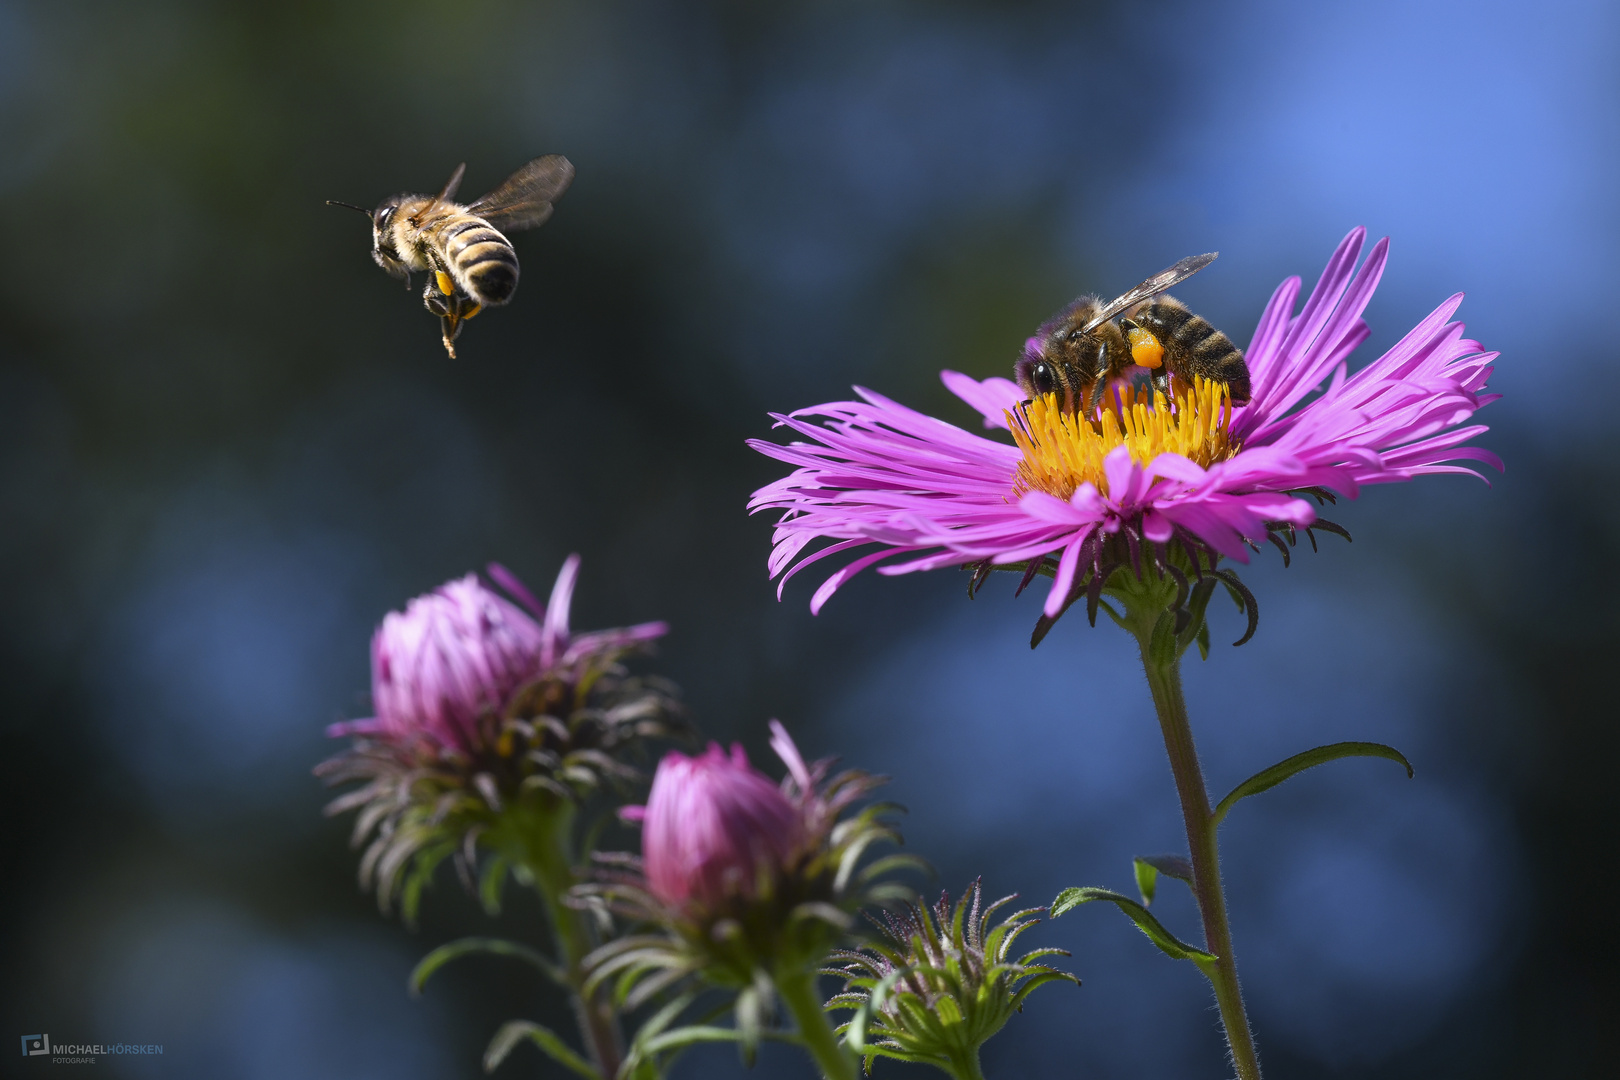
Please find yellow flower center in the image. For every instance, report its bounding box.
[1007,376,1239,500]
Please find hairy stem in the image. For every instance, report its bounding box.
[779,969,858,1080]
[1130,610,1261,1080]
[506,800,625,1079]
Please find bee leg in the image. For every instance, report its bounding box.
[1086,355,1113,414]
[422,281,451,318]
[459,302,482,321]
[440,314,459,359]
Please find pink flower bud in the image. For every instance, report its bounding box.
[641,742,805,910]
[364,573,549,754]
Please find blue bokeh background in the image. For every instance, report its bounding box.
[1,1,1612,1077]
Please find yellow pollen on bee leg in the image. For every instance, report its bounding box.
[1005,376,1239,500]
[461,303,482,320]
[1127,326,1164,369]
[435,270,455,295]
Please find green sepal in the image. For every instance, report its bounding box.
[409,936,564,996]
[733,971,776,1065]
[478,854,508,916]
[1211,568,1258,646]
[1049,887,1215,969]
[1211,741,1414,828]
[483,1020,598,1079]
[1146,609,1178,668]
[1132,855,1193,907]
[1177,577,1219,661]
[399,838,455,928]
[1007,968,1082,1012]
[615,992,699,1079]
[841,967,911,1055]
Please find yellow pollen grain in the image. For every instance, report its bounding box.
[1006,376,1239,501]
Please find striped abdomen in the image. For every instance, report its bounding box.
[1136,297,1250,403]
[435,214,520,306]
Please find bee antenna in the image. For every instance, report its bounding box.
[325,200,372,215]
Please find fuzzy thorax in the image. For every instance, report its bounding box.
[1008,376,1239,501]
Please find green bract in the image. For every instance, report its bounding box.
[316,637,682,922]
[826,880,1080,1080]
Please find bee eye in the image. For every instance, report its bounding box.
[376,206,394,229]
[1031,362,1058,396]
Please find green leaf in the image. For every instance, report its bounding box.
[483,1020,598,1078]
[410,937,563,996]
[1132,855,1193,907]
[637,1025,797,1058]
[1211,741,1414,828]
[1195,620,1211,661]
[1049,887,1215,969]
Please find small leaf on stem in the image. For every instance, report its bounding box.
[1212,741,1414,828]
[483,1020,599,1079]
[1049,887,1216,968]
[410,936,564,996]
[1132,855,1194,907]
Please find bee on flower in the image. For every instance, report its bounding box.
[749,228,1498,646]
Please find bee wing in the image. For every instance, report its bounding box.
[1080,253,1218,333]
[466,155,575,233]
[414,162,467,222]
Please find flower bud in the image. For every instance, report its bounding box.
[365,572,549,754]
[317,557,681,919]
[827,880,1079,1076]
[578,722,920,1018]
[640,743,806,911]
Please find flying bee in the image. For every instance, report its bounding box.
[1015,253,1250,415]
[328,155,574,357]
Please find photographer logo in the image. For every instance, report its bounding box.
[19,1034,162,1064]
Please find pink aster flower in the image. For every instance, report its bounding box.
[636,741,807,910]
[329,556,667,755]
[748,228,1500,623]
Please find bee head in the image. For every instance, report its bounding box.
[369,196,409,278]
[1015,336,1064,403]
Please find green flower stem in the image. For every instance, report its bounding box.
[778,970,858,1080]
[501,798,625,1080]
[1123,599,1262,1080]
